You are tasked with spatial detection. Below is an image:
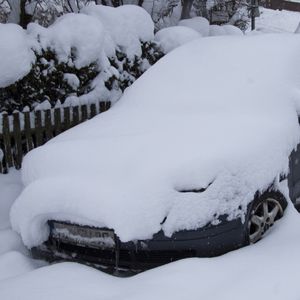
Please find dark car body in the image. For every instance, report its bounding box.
[32,216,246,273]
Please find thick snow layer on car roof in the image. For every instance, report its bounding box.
[11,34,300,247]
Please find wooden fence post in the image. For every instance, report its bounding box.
[12,111,23,169]
[90,103,97,118]
[100,101,106,112]
[81,104,88,122]
[2,113,13,169]
[54,107,62,136]
[72,105,80,127]
[63,106,71,131]
[44,109,53,141]
[35,110,43,147]
[24,111,33,152]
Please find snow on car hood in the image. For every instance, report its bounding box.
[11,34,300,247]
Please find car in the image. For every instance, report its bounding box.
[31,189,289,274]
[11,33,300,274]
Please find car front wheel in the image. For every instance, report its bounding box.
[247,192,286,244]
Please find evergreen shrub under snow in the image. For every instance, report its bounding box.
[0,5,163,113]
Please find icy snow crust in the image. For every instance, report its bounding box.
[11,34,300,247]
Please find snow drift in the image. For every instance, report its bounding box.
[11,34,300,247]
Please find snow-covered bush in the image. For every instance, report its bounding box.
[178,17,210,36]
[0,24,35,89]
[155,26,201,53]
[154,17,243,53]
[178,16,243,37]
[228,5,249,32]
[0,5,163,113]
[209,24,243,36]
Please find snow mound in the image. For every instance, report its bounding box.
[0,251,37,281]
[178,17,210,36]
[0,24,35,88]
[82,4,154,59]
[155,26,201,53]
[177,16,243,37]
[221,24,243,36]
[0,230,26,256]
[209,24,243,36]
[0,170,23,230]
[11,34,300,247]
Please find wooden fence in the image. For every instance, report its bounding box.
[266,0,300,12]
[0,101,111,173]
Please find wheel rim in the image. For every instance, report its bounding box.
[248,198,283,244]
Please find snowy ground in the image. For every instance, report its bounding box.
[1,8,300,300]
[252,7,300,33]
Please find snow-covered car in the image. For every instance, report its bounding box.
[11,34,300,273]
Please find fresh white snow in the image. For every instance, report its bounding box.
[0,171,25,257]
[253,7,300,33]
[0,171,33,281]
[0,24,35,88]
[10,34,300,247]
[154,26,201,53]
[178,17,210,36]
[0,251,38,281]
[209,24,243,36]
[155,16,243,53]
[82,4,154,59]
[28,13,107,69]
[0,170,23,230]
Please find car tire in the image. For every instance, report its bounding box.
[246,191,287,244]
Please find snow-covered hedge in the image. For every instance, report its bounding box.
[0,5,163,113]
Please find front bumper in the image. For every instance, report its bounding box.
[31,218,246,274]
